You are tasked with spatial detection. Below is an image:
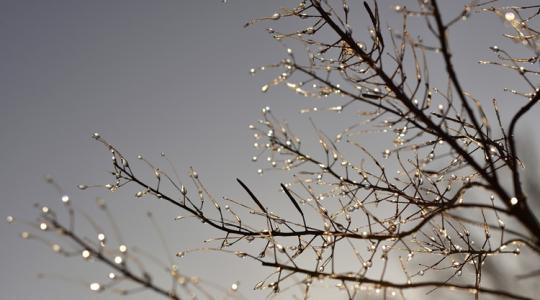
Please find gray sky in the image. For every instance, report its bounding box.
[1,1,539,299]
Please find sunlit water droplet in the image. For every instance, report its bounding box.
[114,256,123,264]
[51,244,61,253]
[97,233,106,242]
[90,282,101,291]
[510,197,518,206]
[39,223,48,231]
[505,12,515,21]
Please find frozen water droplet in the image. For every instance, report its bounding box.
[505,12,515,21]
[52,244,61,252]
[39,223,48,231]
[90,282,101,291]
[510,197,518,206]
[235,251,246,258]
[254,281,264,289]
[114,256,123,264]
[181,185,187,195]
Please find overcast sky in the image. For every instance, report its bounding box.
[1,1,539,299]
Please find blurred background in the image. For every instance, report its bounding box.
[1,1,539,299]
